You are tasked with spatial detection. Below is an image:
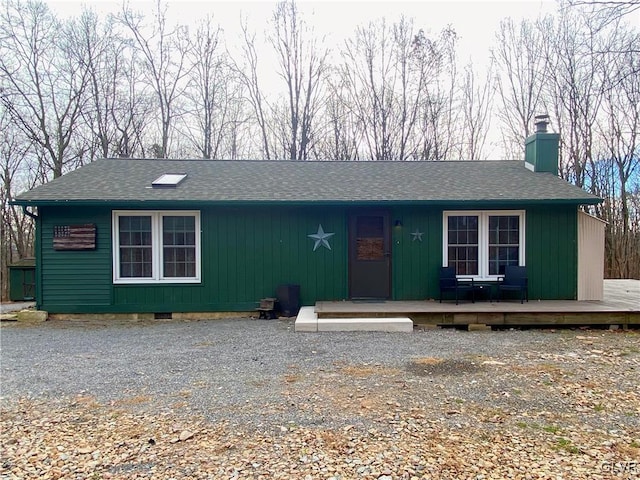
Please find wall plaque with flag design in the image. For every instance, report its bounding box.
[53,224,96,250]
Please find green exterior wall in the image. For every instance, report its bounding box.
[525,205,578,300]
[38,205,348,313]
[390,206,443,300]
[113,206,347,312]
[39,206,112,310]
[35,203,579,313]
[390,204,578,301]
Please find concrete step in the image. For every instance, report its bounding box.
[294,306,319,332]
[295,306,413,333]
[318,317,413,332]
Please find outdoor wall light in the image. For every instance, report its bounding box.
[394,220,403,228]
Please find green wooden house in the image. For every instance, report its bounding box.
[13,129,602,315]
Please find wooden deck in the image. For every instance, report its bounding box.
[315,280,640,327]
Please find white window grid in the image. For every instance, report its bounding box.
[112,210,201,284]
[442,210,525,280]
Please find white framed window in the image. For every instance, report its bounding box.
[112,210,201,284]
[443,210,525,279]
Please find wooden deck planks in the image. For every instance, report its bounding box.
[315,280,639,326]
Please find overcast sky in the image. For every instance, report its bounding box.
[46,0,559,64]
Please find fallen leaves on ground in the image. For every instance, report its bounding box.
[2,330,639,479]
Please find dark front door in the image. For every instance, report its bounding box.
[349,211,391,299]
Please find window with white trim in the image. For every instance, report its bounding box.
[443,211,525,279]
[113,211,201,283]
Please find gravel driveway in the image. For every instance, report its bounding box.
[1,318,582,426]
[1,318,639,479]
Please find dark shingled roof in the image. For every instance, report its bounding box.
[15,158,600,205]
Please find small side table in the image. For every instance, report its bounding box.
[474,282,497,302]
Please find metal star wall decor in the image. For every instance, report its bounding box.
[411,229,424,242]
[308,224,335,251]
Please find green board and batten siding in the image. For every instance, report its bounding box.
[38,206,112,310]
[37,205,348,313]
[36,203,579,313]
[389,204,578,301]
[390,207,442,301]
[113,206,347,311]
[526,205,578,300]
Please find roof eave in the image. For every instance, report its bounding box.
[11,197,603,208]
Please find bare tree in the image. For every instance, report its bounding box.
[567,0,640,31]
[69,9,151,160]
[69,9,113,160]
[340,18,396,161]
[391,23,431,161]
[111,50,156,158]
[0,111,36,300]
[119,1,193,158]
[185,17,222,159]
[340,17,450,161]
[317,73,362,161]
[415,26,459,161]
[542,4,639,278]
[269,0,328,161]
[594,23,640,277]
[493,17,548,158]
[599,27,640,231]
[457,61,495,160]
[0,0,89,178]
[235,18,274,160]
[543,8,609,188]
[183,17,250,159]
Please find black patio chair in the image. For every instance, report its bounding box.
[497,266,528,304]
[439,266,475,305]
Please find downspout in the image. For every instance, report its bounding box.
[22,205,38,220]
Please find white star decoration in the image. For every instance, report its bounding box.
[308,224,335,251]
[411,229,424,242]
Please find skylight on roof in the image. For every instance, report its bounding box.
[152,173,187,188]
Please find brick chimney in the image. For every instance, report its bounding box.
[525,114,559,175]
